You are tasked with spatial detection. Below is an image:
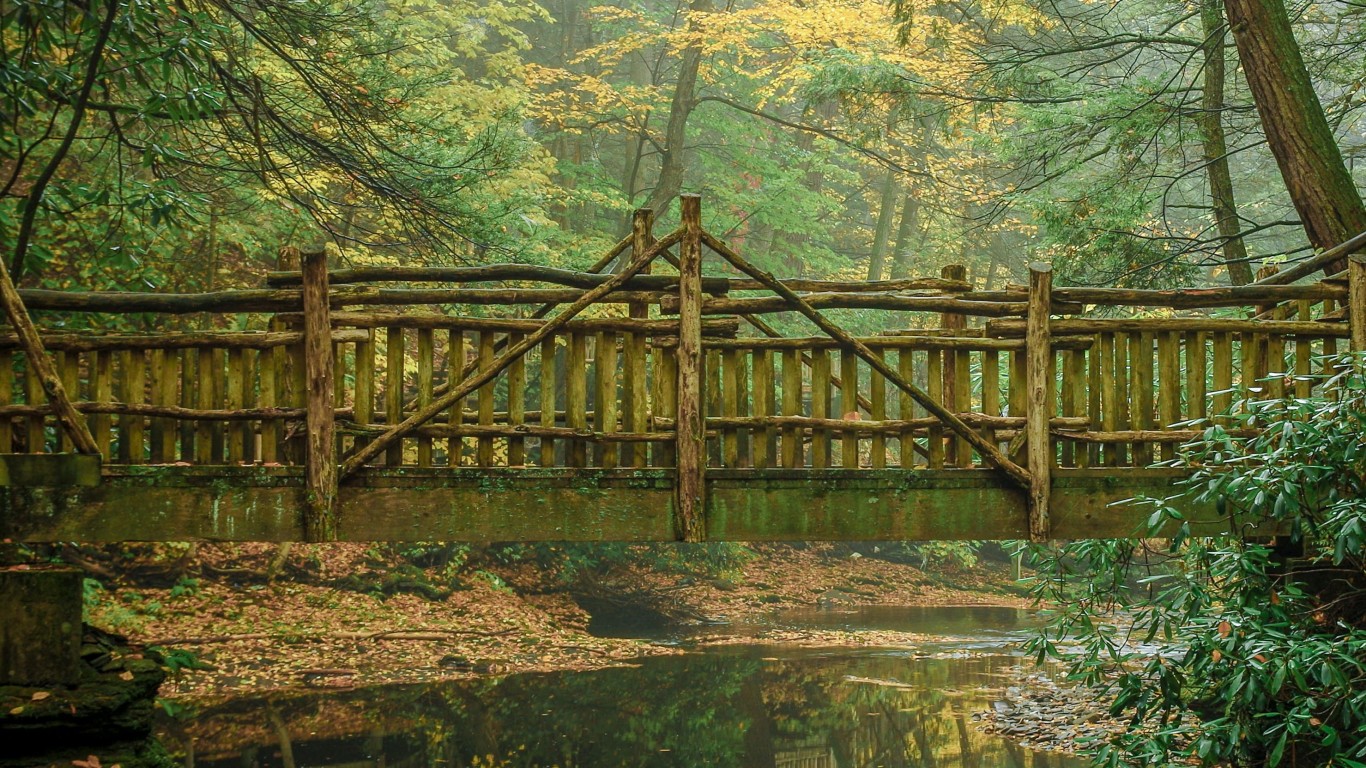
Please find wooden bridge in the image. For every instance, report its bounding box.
[1,196,1363,543]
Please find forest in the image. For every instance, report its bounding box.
[3,1,1366,768]
[3,0,1363,302]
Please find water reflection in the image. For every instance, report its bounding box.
[160,647,1084,768]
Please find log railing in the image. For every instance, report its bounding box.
[1,198,1362,541]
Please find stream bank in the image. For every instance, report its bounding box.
[81,542,1030,698]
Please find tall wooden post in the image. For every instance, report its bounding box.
[675,195,706,542]
[1026,263,1053,542]
[302,249,337,541]
[940,264,969,466]
[625,209,655,467]
[1350,254,1366,355]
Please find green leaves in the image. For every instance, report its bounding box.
[1027,354,1366,766]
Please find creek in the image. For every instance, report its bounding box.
[156,606,1086,767]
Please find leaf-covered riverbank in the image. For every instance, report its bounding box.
[81,543,1030,700]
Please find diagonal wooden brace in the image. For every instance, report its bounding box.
[338,228,684,480]
[701,232,1031,491]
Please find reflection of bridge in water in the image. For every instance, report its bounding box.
[1,197,1362,544]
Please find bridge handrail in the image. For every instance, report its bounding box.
[1,200,1362,541]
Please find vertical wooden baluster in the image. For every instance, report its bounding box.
[257,346,278,465]
[1112,333,1130,466]
[1125,334,1141,465]
[87,351,110,460]
[721,347,739,467]
[1321,297,1339,392]
[1187,332,1208,426]
[623,331,647,467]
[926,350,944,469]
[154,351,178,463]
[753,349,774,468]
[981,350,1000,464]
[596,331,619,469]
[193,348,213,464]
[654,343,677,467]
[1157,331,1180,461]
[735,347,750,466]
[334,342,347,414]
[1059,349,1080,467]
[1212,332,1234,423]
[0,351,10,453]
[53,352,73,453]
[898,349,916,467]
[416,329,434,467]
[448,330,466,467]
[870,348,887,469]
[810,348,830,468]
[1295,300,1313,399]
[213,349,230,462]
[507,332,526,467]
[268,320,290,461]
[226,348,245,464]
[566,332,587,467]
[1099,334,1118,467]
[175,349,190,460]
[1131,333,1154,466]
[955,346,972,467]
[1047,344,1058,469]
[1007,349,1026,465]
[705,349,721,466]
[1240,331,1258,398]
[24,353,45,453]
[1085,338,1102,466]
[781,348,801,468]
[840,349,859,467]
[1069,350,1088,468]
[477,331,496,468]
[242,348,257,465]
[538,336,555,467]
[385,327,405,466]
[353,330,374,459]
[1267,332,1286,399]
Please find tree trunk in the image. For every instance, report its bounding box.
[1202,0,1251,284]
[867,169,899,281]
[644,0,712,218]
[890,191,921,278]
[1201,0,1253,285]
[1224,0,1366,275]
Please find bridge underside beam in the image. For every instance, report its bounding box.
[0,466,1257,543]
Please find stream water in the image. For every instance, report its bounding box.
[157,606,1087,768]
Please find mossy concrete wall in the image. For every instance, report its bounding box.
[0,568,82,686]
[0,466,1247,542]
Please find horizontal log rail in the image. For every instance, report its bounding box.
[987,317,1350,337]
[0,329,369,352]
[661,293,1034,317]
[266,264,973,295]
[306,312,743,336]
[688,336,1094,351]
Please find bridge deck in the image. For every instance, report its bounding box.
[0,463,1228,542]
